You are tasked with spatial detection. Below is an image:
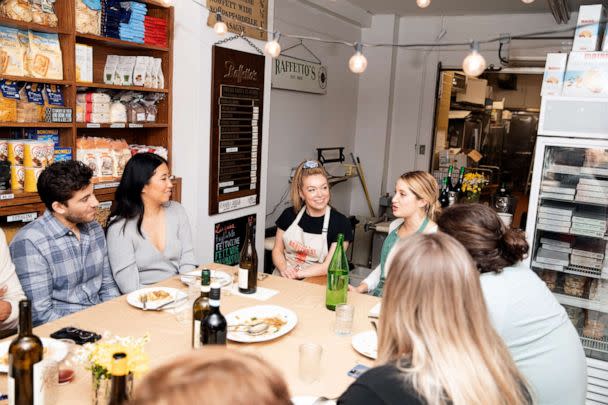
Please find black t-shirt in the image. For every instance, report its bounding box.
[338,364,425,405]
[275,206,353,249]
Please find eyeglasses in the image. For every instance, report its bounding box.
[302,160,319,169]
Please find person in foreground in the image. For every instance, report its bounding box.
[339,233,531,405]
[107,153,196,293]
[130,347,292,405]
[272,160,352,279]
[437,204,587,405]
[352,171,439,296]
[9,161,119,326]
[0,228,25,333]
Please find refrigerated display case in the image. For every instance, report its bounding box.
[526,96,608,404]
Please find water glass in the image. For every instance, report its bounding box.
[335,304,354,336]
[299,343,323,383]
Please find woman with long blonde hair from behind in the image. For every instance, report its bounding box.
[339,233,531,405]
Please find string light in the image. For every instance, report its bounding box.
[416,0,431,8]
[349,42,368,74]
[264,31,281,58]
[213,12,228,35]
[462,41,486,77]
[158,0,174,7]
[521,0,535,3]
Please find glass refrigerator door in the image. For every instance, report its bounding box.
[527,137,608,362]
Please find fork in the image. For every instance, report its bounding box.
[140,294,148,311]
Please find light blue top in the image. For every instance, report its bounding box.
[480,264,587,405]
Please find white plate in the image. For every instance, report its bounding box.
[0,338,69,372]
[368,302,381,318]
[291,396,336,405]
[127,287,187,310]
[179,269,232,288]
[351,330,377,360]
[226,305,298,343]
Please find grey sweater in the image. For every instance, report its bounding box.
[107,202,196,293]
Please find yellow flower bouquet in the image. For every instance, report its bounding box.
[76,334,150,404]
[461,172,488,203]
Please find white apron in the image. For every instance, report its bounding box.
[274,207,331,276]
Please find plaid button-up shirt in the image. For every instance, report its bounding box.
[9,210,120,326]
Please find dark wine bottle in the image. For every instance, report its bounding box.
[201,286,227,345]
[109,352,130,405]
[192,268,211,349]
[238,219,258,294]
[455,166,466,202]
[8,300,43,405]
[494,182,510,213]
[439,177,450,208]
[446,165,457,206]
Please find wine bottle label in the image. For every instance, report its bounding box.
[193,320,201,349]
[238,267,249,289]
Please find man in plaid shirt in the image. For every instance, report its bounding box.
[9,161,120,326]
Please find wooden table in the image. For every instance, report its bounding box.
[1,263,379,402]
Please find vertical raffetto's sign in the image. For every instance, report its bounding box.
[272,56,327,94]
[214,214,256,265]
[209,46,264,215]
[206,0,268,41]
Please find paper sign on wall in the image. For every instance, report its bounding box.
[206,0,268,41]
[272,56,327,95]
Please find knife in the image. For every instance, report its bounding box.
[153,296,187,311]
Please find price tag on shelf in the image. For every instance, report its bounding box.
[7,212,37,223]
[0,193,14,200]
[94,182,120,190]
[128,124,144,128]
[110,123,126,128]
[86,123,101,128]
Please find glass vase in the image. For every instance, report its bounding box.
[463,193,480,203]
[92,372,133,405]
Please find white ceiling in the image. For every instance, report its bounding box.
[343,0,600,16]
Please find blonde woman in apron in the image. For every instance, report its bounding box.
[352,171,439,296]
[272,160,353,279]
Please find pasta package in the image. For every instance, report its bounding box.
[0,26,24,76]
[0,80,20,122]
[76,137,99,181]
[0,0,32,23]
[94,137,113,182]
[31,0,58,27]
[27,31,63,79]
[76,0,100,35]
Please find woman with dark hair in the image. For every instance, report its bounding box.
[437,204,586,405]
[106,153,196,293]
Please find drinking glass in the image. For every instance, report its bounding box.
[58,338,76,385]
[335,304,354,336]
[299,343,323,383]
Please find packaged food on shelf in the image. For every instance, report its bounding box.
[563,274,588,297]
[24,128,59,146]
[563,52,608,97]
[572,4,606,52]
[117,1,146,43]
[0,26,25,76]
[0,161,9,190]
[144,15,167,47]
[27,31,63,79]
[110,101,126,123]
[0,0,32,22]
[541,53,568,96]
[583,312,607,340]
[10,164,23,190]
[564,304,585,329]
[111,139,130,178]
[133,56,147,86]
[76,92,111,103]
[0,80,19,122]
[103,55,120,84]
[17,82,44,122]
[129,144,167,160]
[7,139,23,165]
[30,0,58,27]
[116,56,136,86]
[154,58,164,89]
[23,165,43,192]
[76,0,101,35]
[77,136,132,182]
[538,269,558,291]
[23,139,52,167]
[103,55,164,88]
[76,43,93,83]
[53,147,72,162]
[0,139,7,161]
[76,137,98,180]
[590,279,608,304]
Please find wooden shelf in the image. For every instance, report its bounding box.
[75,123,168,128]
[75,82,168,93]
[0,75,71,86]
[0,122,72,128]
[76,33,169,52]
[0,16,69,34]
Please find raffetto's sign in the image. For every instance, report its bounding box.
[272,56,327,95]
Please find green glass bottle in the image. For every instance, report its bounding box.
[192,268,211,349]
[326,233,349,311]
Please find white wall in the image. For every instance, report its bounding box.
[172,0,274,266]
[265,1,361,226]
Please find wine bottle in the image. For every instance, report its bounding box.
[109,352,130,405]
[326,233,349,311]
[439,177,450,208]
[192,268,211,349]
[238,219,258,294]
[201,285,227,345]
[446,165,457,206]
[494,182,510,213]
[8,300,43,405]
[455,166,466,202]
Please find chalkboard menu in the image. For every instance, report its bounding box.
[209,46,265,215]
[214,214,256,266]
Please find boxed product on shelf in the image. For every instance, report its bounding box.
[10,164,23,190]
[23,139,53,167]
[76,0,101,35]
[27,31,63,79]
[541,243,572,254]
[76,44,93,83]
[538,269,558,291]
[540,183,576,195]
[563,274,587,297]
[546,164,581,175]
[536,247,570,266]
[579,177,608,187]
[0,139,7,161]
[540,191,574,201]
[0,26,25,76]
[7,139,23,165]
[144,15,167,47]
[563,51,608,97]
[583,311,607,340]
[540,236,573,248]
[572,239,606,260]
[572,4,606,52]
[531,260,564,272]
[570,254,603,269]
[539,211,573,222]
[53,147,72,162]
[581,166,608,176]
[575,194,608,205]
[24,128,58,146]
[541,53,568,96]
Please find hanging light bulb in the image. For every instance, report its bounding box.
[158,0,173,7]
[462,41,486,77]
[213,12,228,36]
[264,31,281,58]
[521,0,534,3]
[416,0,431,8]
[349,42,367,74]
